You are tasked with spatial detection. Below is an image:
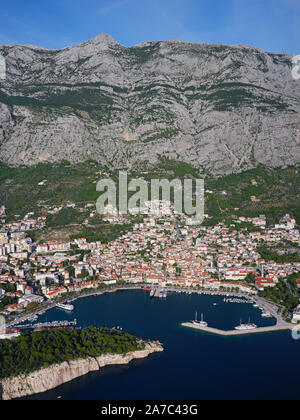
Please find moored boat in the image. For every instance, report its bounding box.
[56,302,74,311]
[235,318,257,331]
[192,311,208,327]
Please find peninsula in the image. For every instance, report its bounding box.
[0,327,163,400]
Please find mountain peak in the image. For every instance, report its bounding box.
[89,33,119,46]
[73,33,120,51]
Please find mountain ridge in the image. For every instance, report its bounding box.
[1,32,292,55]
[0,34,299,174]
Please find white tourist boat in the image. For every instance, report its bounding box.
[235,318,257,331]
[261,311,272,318]
[56,302,74,311]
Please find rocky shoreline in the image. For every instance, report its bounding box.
[0,342,163,400]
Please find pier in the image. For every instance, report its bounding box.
[152,286,163,298]
[181,322,293,336]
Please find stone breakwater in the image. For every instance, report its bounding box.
[181,322,292,336]
[0,342,163,400]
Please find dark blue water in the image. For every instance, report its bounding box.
[23,291,300,400]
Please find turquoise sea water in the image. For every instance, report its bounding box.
[22,290,300,400]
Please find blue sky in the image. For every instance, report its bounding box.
[0,0,299,53]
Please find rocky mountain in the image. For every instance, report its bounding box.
[0,33,299,175]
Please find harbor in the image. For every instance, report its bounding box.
[181,290,293,336]
[5,284,290,336]
[18,289,300,401]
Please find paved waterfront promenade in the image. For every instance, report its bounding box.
[181,322,293,336]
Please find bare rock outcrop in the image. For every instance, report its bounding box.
[1,343,163,400]
[0,35,299,174]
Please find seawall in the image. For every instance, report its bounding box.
[181,322,292,336]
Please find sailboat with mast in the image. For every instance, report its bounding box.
[192,311,208,327]
[235,317,257,331]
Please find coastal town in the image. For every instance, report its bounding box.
[0,200,300,338]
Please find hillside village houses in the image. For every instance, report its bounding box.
[0,202,299,320]
[292,305,300,323]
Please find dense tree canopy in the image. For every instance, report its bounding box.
[258,246,300,263]
[0,327,145,380]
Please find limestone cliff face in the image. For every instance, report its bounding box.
[0,34,299,174]
[0,343,163,400]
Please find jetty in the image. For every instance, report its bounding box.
[181,322,293,336]
[152,286,163,298]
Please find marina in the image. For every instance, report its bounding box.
[182,293,292,336]
[14,319,77,330]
